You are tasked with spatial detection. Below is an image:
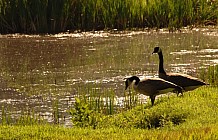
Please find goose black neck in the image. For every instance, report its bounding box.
[131,76,140,85]
[158,51,166,74]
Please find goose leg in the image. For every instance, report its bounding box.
[150,95,156,106]
[175,88,183,97]
[177,89,183,97]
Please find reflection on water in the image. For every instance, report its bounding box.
[0,28,218,126]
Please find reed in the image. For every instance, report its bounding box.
[1,104,45,125]
[0,0,217,33]
[207,65,218,85]
[200,65,218,86]
[1,104,8,125]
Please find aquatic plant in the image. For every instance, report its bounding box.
[69,97,102,128]
[200,65,218,86]
[1,105,9,125]
[207,65,218,85]
[1,104,45,125]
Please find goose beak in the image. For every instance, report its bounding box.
[152,50,156,54]
[125,83,128,90]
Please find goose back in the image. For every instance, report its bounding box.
[132,77,182,96]
[159,72,207,91]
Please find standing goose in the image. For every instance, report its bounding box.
[125,76,183,106]
[152,47,207,92]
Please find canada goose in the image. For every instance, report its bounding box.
[152,47,207,92]
[125,76,183,106]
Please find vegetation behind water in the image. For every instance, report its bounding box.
[0,0,217,34]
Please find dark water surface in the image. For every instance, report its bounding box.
[0,28,218,126]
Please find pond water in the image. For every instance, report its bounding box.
[0,27,218,126]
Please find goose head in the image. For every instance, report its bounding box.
[124,76,140,90]
[152,47,162,54]
[125,78,133,90]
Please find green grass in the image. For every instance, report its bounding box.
[1,86,218,139]
[72,86,218,130]
[0,0,217,33]
[0,124,218,140]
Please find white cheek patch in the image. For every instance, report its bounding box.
[128,80,132,87]
[126,80,133,89]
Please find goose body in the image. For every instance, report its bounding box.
[152,47,207,92]
[125,76,183,106]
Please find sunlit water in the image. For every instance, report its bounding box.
[0,28,218,126]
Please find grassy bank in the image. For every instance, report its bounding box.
[0,0,217,34]
[1,86,218,139]
[68,86,218,129]
[1,124,218,139]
